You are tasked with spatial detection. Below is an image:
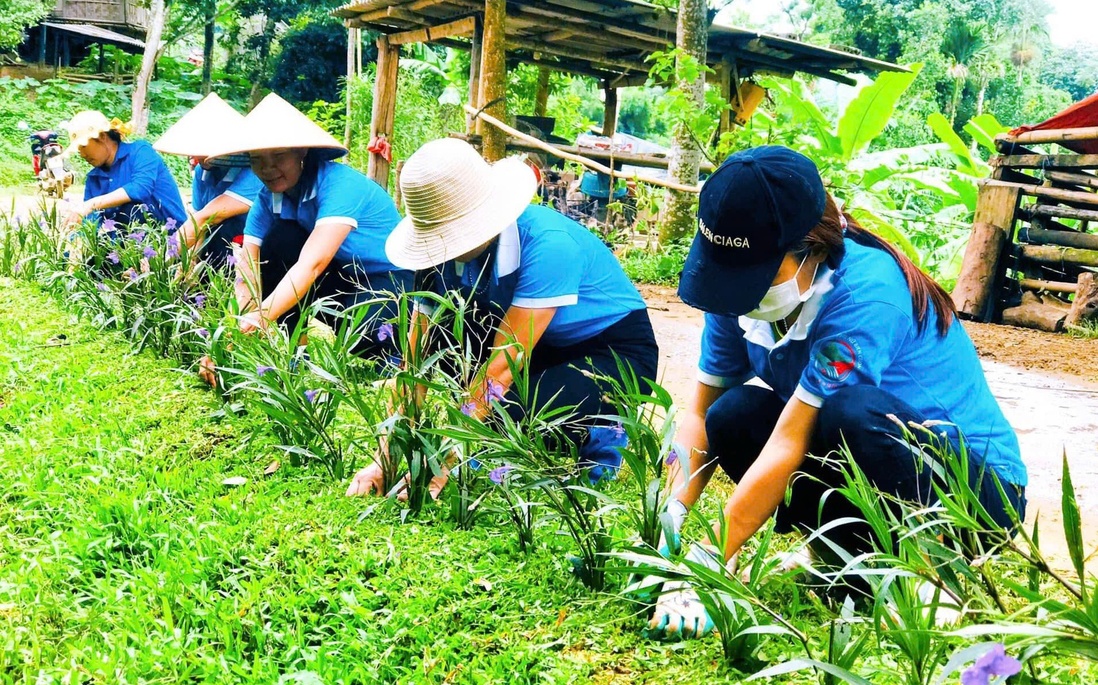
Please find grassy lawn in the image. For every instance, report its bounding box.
[0,279,757,684]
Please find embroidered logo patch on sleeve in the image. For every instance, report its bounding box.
[814,339,859,383]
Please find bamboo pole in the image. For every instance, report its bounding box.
[1020,203,1098,224]
[1046,170,1098,190]
[1019,278,1078,295]
[991,154,1098,169]
[981,179,1098,208]
[1018,226,1098,251]
[1019,244,1098,269]
[1001,127,1098,146]
[602,83,618,137]
[463,105,702,193]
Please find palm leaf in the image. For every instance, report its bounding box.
[838,64,923,161]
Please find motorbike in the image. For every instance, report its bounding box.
[27,127,75,198]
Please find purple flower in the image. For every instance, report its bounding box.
[142,245,157,259]
[304,389,321,403]
[665,445,680,466]
[127,230,145,242]
[166,234,180,260]
[124,268,139,282]
[460,401,477,416]
[489,465,514,485]
[486,379,505,403]
[196,328,210,339]
[377,322,394,342]
[192,294,207,309]
[961,644,1022,685]
[95,283,108,292]
[227,254,237,268]
[106,251,120,264]
[164,218,178,233]
[102,219,118,233]
[256,365,274,377]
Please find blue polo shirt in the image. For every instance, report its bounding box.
[418,204,646,347]
[85,140,187,228]
[192,165,263,237]
[698,238,1026,487]
[243,160,403,276]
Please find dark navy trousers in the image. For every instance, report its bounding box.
[259,219,413,359]
[705,384,1026,560]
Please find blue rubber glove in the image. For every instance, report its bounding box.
[625,498,688,601]
[647,543,724,640]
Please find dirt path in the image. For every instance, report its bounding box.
[640,284,1098,568]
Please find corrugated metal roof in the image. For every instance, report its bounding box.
[42,21,145,49]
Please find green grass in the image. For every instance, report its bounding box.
[0,279,755,684]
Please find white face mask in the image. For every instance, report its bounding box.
[744,256,818,322]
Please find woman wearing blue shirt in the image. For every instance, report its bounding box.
[63,110,186,229]
[648,146,1026,638]
[154,93,264,268]
[185,160,264,267]
[205,94,412,360]
[346,139,659,498]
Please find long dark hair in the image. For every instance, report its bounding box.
[796,195,955,336]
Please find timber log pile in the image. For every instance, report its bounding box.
[953,126,1098,332]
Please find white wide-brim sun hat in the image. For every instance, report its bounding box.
[205,92,348,162]
[385,138,537,271]
[154,92,250,165]
[63,110,128,156]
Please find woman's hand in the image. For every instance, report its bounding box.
[62,201,90,227]
[197,354,218,387]
[345,461,449,500]
[238,311,269,335]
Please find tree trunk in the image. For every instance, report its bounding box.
[657,0,708,247]
[202,0,216,95]
[132,0,167,135]
[478,0,508,162]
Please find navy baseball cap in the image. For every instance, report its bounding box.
[678,146,826,316]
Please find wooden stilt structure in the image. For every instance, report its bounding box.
[953,125,1098,331]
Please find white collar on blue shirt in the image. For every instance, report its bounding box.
[454,222,520,280]
[270,172,319,216]
[739,267,835,350]
[200,167,240,183]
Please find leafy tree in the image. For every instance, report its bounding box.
[941,21,992,125]
[1,0,51,51]
[1041,42,1098,101]
[268,14,349,104]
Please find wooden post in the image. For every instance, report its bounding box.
[393,161,406,211]
[478,0,507,162]
[1019,244,1098,269]
[1019,226,1098,251]
[952,185,1021,321]
[602,83,618,137]
[368,35,399,190]
[466,18,482,135]
[1002,292,1067,333]
[344,26,355,149]
[1066,272,1098,328]
[534,66,551,117]
[718,57,734,136]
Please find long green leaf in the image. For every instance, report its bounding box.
[838,63,922,161]
[964,113,1010,153]
[1062,451,1087,600]
[848,207,922,266]
[749,658,873,685]
[927,112,984,177]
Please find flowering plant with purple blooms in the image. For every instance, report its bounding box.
[961,644,1021,685]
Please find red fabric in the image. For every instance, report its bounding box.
[1009,91,1098,154]
[232,234,245,246]
[367,135,392,163]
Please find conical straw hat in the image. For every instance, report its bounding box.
[385,138,536,271]
[154,92,246,161]
[206,93,347,163]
